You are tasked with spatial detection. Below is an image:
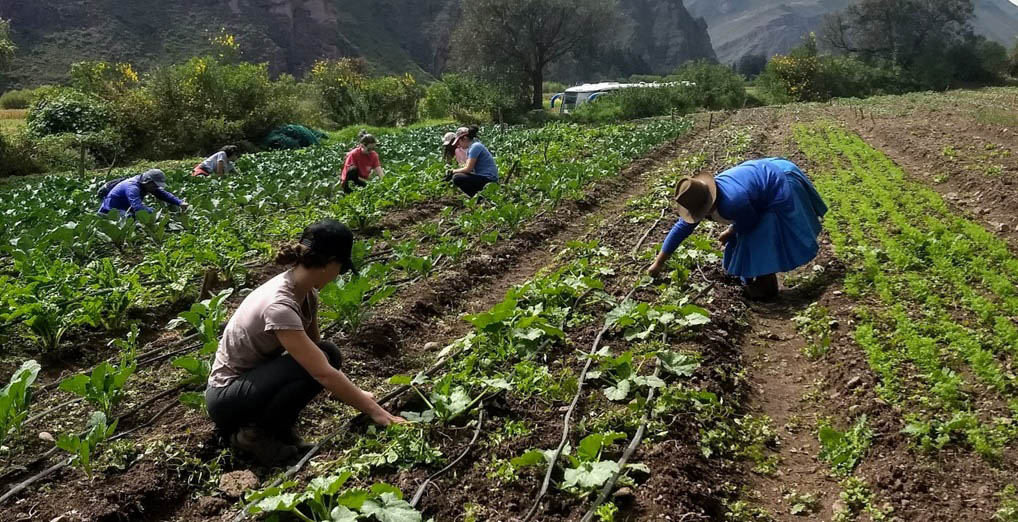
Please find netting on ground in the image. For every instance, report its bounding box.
[259,124,328,150]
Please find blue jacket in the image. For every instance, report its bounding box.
[662,158,799,254]
[98,176,183,215]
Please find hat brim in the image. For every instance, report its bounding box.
[676,173,717,223]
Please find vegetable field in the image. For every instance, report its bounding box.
[2,87,1018,522]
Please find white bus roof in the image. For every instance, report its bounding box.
[564,81,693,93]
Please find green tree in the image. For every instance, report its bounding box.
[822,0,974,69]
[1010,39,1018,78]
[0,18,16,72]
[452,0,618,109]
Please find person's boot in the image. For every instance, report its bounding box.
[745,274,779,300]
[279,426,315,453]
[230,426,299,467]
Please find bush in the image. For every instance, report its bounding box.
[310,59,369,127]
[421,81,453,119]
[668,60,747,110]
[543,81,566,93]
[0,89,32,109]
[361,74,423,126]
[27,88,111,136]
[1011,42,1018,78]
[628,74,664,84]
[570,86,693,123]
[0,132,42,177]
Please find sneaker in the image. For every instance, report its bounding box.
[279,427,315,453]
[230,426,299,467]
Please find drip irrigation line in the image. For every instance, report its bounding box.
[0,399,183,505]
[630,208,667,258]
[410,408,486,508]
[522,286,638,522]
[580,362,661,522]
[231,290,592,522]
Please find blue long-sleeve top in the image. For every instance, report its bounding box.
[661,158,795,254]
[98,176,183,215]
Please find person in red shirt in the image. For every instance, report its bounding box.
[340,132,385,193]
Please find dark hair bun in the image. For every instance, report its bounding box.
[275,243,309,266]
[467,125,480,139]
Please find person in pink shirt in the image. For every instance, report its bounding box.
[340,132,385,194]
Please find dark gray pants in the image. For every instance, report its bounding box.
[205,341,343,438]
[453,173,492,197]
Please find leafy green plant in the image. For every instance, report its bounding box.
[0,359,41,445]
[247,474,426,522]
[792,303,834,359]
[319,277,396,332]
[784,490,820,516]
[513,432,641,497]
[58,359,136,417]
[588,350,665,402]
[606,299,709,341]
[56,411,117,476]
[995,484,1018,522]
[167,288,233,354]
[818,415,872,477]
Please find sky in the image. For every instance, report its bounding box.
[1012,0,1018,7]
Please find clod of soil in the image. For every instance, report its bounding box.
[219,470,260,498]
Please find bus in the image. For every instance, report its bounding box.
[550,81,693,114]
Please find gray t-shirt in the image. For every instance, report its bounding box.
[208,270,318,388]
[200,151,235,174]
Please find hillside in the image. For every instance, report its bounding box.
[686,0,1018,64]
[0,0,715,89]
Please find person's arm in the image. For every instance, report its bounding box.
[152,187,186,208]
[373,167,385,179]
[216,158,225,175]
[125,184,154,214]
[453,157,477,175]
[276,329,403,425]
[648,219,698,276]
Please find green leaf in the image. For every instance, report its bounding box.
[658,351,700,377]
[511,449,547,468]
[330,505,358,522]
[604,379,631,401]
[361,492,422,522]
[58,374,89,396]
[388,375,413,386]
[563,460,620,490]
[336,488,370,510]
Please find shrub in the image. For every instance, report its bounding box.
[0,89,32,109]
[361,74,423,126]
[27,88,111,136]
[310,58,369,127]
[543,81,566,93]
[1010,41,1018,78]
[70,61,140,99]
[570,85,693,123]
[668,60,747,110]
[421,80,453,119]
[628,74,664,84]
[0,131,42,177]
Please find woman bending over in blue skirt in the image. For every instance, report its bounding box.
[647,158,828,300]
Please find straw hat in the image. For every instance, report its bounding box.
[675,172,717,223]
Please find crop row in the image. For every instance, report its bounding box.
[0,119,692,356]
[795,124,1018,461]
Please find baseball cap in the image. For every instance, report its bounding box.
[299,219,358,275]
[442,132,457,146]
[140,169,168,189]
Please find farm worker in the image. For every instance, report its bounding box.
[441,131,467,165]
[647,158,828,299]
[445,125,498,197]
[205,219,405,466]
[340,132,385,194]
[192,145,242,176]
[97,169,188,216]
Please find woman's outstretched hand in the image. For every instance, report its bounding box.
[647,260,665,278]
[371,409,407,426]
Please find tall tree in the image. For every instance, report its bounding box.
[0,18,15,72]
[821,0,974,68]
[452,0,618,109]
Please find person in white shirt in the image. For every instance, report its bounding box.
[192,145,242,176]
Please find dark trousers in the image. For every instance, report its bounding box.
[343,167,368,193]
[453,173,492,197]
[205,341,343,438]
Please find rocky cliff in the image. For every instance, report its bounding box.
[0,0,716,88]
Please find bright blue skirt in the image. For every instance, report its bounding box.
[722,165,828,279]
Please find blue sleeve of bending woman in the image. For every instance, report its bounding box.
[661,219,698,254]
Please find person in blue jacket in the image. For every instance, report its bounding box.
[98,169,188,216]
[647,158,828,299]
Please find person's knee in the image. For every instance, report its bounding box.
[316,340,343,370]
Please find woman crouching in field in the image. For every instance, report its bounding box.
[648,158,828,299]
[445,125,498,197]
[205,219,404,466]
[340,132,385,193]
[193,145,242,176]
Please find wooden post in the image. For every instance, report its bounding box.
[78,142,86,177]
[199,268,218,301]
[708,113,714,131]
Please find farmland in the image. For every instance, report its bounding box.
[1,86,1018,522]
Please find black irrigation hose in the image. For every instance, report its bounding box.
[0,389,186,504]
[409,408,486,508]
[630,208,667,259]
[522,286,638,522]
[580,362,662,522]
[230,290,592,522]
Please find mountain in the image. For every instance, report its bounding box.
[0,0,716,89]
[686,0,1018,65]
